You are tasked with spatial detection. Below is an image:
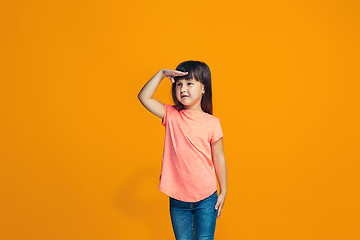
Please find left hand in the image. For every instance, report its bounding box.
[215,193,226,219]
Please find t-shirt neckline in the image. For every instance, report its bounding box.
[181,108,206,114]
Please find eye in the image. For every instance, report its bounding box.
[188,83,193,85]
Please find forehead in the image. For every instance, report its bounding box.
[176,78,197,82]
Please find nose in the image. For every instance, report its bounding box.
[180,85,187,92]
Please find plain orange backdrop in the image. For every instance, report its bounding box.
[1,0,359,239]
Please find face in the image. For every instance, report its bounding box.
[175,78,205,109]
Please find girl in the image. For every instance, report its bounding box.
[137,60,227,240]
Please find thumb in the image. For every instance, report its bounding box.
[215,200,220,210]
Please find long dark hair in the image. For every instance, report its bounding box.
[172,60,213,115]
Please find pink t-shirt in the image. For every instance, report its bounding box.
[159,104,224,202]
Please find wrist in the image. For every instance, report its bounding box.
[158,69,165,78]
[219,190,227,195]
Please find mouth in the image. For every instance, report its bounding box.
[181,95,189,98]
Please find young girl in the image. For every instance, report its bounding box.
[137,60,227,240]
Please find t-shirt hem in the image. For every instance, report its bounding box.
[159,186,218,202]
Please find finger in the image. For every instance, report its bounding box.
[215,200,220,210]
[217,206,223,218]
[175,70,188,75]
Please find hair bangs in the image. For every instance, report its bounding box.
[174,62,203,83]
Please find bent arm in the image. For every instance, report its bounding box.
[138,70,164,100]
[137,70,165,120]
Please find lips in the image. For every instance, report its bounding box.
[181,95,189,98]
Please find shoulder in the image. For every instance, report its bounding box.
[199,113,221,130]
[164,104,179,113]
[164,103,176,109]
[203,112,221,122]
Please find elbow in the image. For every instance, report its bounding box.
[137,91,142,99]
[138,92,145,102]
[138,93,150,104]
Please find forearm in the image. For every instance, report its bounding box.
[214,157,227,195]
[138,70,165,100]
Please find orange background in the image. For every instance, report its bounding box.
[1,0,359,239]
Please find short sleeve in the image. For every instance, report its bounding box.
[210,119,223,143]
[161,104,170,126]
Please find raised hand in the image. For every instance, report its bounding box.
[161,69,188,83]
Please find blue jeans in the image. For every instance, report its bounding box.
[169,191,218,240]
